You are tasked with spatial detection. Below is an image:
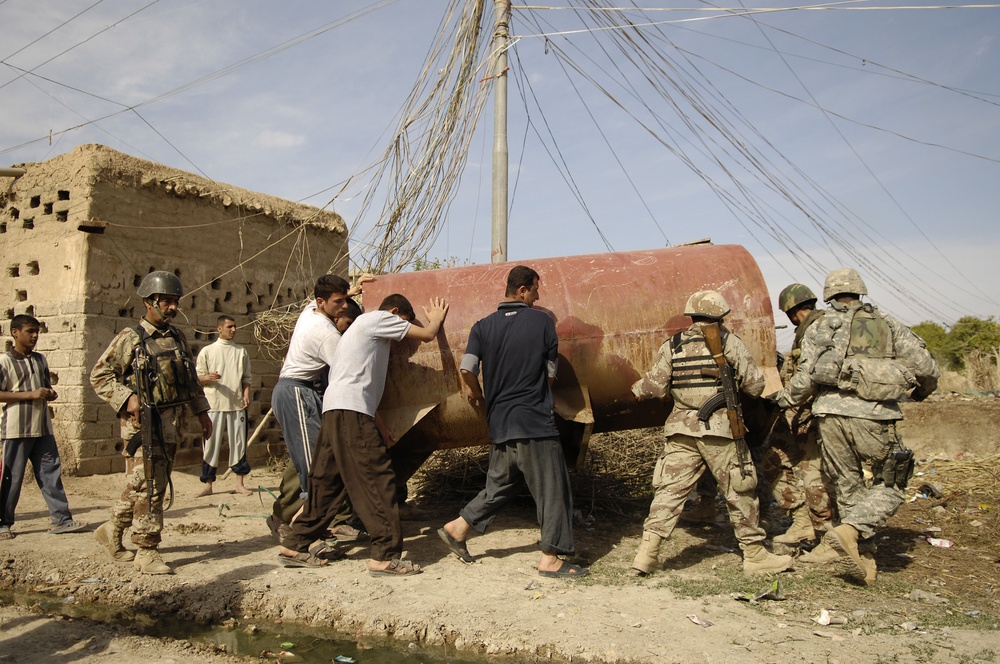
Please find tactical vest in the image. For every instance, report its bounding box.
[126,324,200,409]
[668,330,726,410]
[784,309,825,377]
[809,303,917,402]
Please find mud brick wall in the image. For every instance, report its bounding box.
[0,144,348,475]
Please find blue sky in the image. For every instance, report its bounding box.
[2,1,998,348]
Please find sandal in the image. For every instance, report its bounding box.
[277,542,335,568]
[538,561,590,578]
[49,520,87,534]
[0,526,14,540]
[436,527,474,563]
[368,558,422,577]
[326,524,369,544]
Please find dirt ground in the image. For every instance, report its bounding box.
[1,399,998,664]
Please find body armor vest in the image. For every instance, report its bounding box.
[669,330,725,410]
[126,325,199,409]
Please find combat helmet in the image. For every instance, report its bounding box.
[684,290,731,320]
[822,268,867,302]
[137,271,183,299]
[778,283,817,313]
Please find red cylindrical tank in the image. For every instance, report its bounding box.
[364,243,779,470]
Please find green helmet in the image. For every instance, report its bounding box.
[684,290,730,320]
[137,271,184,299]
[823,268,867,302]
[778,283,817,313]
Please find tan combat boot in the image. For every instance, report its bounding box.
[773,505,816,545]
[742,543,793,576]
[798,539,841,564]
[859,551,877,586]
[133,548,173,575]
[631,532,663,575]
[827,524,871,584]
[94,521,135,562]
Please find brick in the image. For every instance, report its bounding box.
[74,456,113,477]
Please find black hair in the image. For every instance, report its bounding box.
[217,314,236,326]
[10,314,39,331]
[378,293,415,319]
[314,274,350,300]
[343,297,363,321]
[505,265,540,297]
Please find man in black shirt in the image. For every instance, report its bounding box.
[437,266,588,578]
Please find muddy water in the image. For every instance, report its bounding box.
[0,590,494,663]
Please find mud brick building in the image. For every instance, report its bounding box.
[0,144,348,475]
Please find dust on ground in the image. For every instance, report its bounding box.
[1,401,999,664]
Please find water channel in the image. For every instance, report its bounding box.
[0,589,501,663]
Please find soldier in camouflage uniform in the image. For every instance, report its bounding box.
[90,271,212,575]
[763,284,835,546]
[631,290,793,577]
[775,269,938,585]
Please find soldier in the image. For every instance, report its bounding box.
[775,269,939,585]
[91,271,212,575]
[631,290,792,577]
[764,284,835,546]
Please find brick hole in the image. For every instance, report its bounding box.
[194,330,204,340]
[114,441,124,454]
[211,278,221,290]
[245,303,254,314]
[213,299,222,313]
[4,309,13,319]
[9,208,18,219]
[253,390,261,401]
[0,223,6,233]
[173,268,181,277]
[190,296,197,309]
[15,290,26,302]
[7,265,18,277]
[224,292,232,302]
[43,202,53,214]
[27,261,38,275]
[38,321,46,333]
[133,274,142,287]
[55,210,67,222]
[29,195,40,208]
[22,218,34,229]
[257,295,264,305]
[57,190,69,201]
[25,305,34,316]
[268,284,274,295]
[118,308,128,317]
[276,294,284,305]
[245,282,253,295]
[286,288,293,297]
[49,372,58,385]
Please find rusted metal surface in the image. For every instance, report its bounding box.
[365,244,779,464]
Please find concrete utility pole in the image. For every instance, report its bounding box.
[491,0,510,264]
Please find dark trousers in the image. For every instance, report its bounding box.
[1,435,73,528]
[283,410,401,561]
[460,437,576,556]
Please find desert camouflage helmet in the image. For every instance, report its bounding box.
[684,290,731,320]
[822,268,867,301]
[777,283,817,313]
[137,271,184,299]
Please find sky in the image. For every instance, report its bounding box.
[2,0,998,349]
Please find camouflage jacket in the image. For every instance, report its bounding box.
[776,300,939,420]
[632,321,765,439]
[779,308,824,435]
[91,318,209,439]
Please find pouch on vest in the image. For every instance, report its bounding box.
[808,317,843,386]
[838,305,917,401]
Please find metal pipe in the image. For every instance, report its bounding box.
[0,167,26,178]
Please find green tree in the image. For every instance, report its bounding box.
[912,321,951,366]
[947,316,1000,369]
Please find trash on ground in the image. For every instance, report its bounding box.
[812,630,845,641]
[277,652,303,663]
[704,545,736,553]
[733,579,785,603]
[899,622,918,631]
[909,589,949,605]
[812,609,847,626]
[335,657,356,663]
[918,483,944,499]
[686,614,714,627]
[966,610,981,617]
[925,537,955,548]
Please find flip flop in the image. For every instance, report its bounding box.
[0,526,14,540]
[49,520,87,534]
[368,558,422,577]
[437,527,474,564]
[538,561,590,579]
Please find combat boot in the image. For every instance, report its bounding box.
[631,532,663,575]
[798,539,840,564]
[773,505,816,545]
[133,548,173,575]
[94,520,135,562]
[859,551,877,586]
[827,524,870,584]
[742,543,793,576]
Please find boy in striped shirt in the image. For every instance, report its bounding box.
[0,315,85,539]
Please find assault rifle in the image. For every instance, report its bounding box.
[125,331,166,514]
[696,322,753,478]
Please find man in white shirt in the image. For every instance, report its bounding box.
[195,315,252,497]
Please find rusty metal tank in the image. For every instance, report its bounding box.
[365,243,779,476]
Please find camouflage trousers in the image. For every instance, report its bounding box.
[761,423,835,528]
[110,416,177,550]
[817,414,904,540]
[643,433,766,547]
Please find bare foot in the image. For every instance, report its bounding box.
[234,485,254,497]
[194,484,213,498]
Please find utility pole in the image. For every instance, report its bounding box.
[491,0,510,264]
